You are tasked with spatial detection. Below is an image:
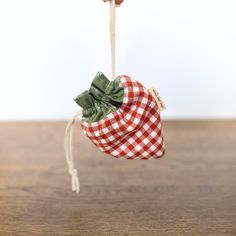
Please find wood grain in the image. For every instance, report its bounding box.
[0,121,235,236]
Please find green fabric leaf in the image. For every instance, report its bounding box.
[74,72,124,123]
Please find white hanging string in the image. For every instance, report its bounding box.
[64,0,117,194]
[110,0,116,80]
[64,110,82,193]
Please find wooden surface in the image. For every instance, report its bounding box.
[0,121,236,236]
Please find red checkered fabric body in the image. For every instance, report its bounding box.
[80,75,165,160]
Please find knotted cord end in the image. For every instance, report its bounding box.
[65,111,82,194]
[69,168,80,193]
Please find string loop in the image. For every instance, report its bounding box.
[110,0,116,80]
[64,1,117,194]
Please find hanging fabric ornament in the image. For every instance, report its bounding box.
[65,0,166,194]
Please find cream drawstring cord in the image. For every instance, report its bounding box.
[65,110,82,193]
[110,0,116,80]
[65,0,116,194]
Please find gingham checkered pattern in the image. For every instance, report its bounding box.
[80,75,165,160]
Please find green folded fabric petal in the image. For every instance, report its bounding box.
[74,72,124,123]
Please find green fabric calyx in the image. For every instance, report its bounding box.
[74,72,124,123]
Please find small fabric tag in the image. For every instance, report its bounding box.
[149,86,166,112]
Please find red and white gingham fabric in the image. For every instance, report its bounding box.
[81,75,165,160]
